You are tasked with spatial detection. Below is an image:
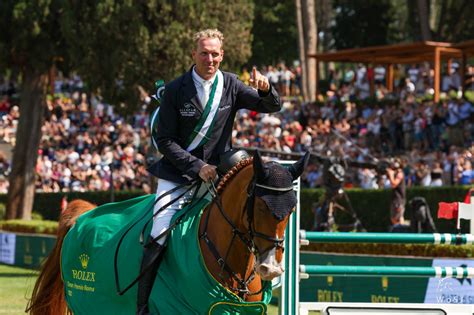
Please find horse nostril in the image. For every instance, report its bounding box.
[258,265,270,275]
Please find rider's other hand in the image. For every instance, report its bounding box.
[199,164,217,182]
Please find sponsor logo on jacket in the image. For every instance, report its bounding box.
[180,102,197,117]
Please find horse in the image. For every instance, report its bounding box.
[27,151,309,314]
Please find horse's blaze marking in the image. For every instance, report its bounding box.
[71,269,96,282]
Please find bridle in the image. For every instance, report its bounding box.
[199,175,294,298]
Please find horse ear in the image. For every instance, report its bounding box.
[289,152,310,180]
[253,150,265,179]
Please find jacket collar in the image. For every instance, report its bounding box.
[182,65,227,113]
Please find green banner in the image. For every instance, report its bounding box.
[0,232,56,268]
[300,252,432,303]
[14,234,56,268]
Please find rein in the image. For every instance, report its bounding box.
[114,179,200,295]
[199,177,293,298]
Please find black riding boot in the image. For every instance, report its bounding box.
[136,241,165,315]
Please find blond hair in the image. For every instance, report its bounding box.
[193,29,224,48]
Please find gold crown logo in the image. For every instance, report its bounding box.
[382,276,389,291]
[79,254,90,269]
[327,276,333,286]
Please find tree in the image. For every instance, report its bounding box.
[331,0,396,49]
[430,0,474,42]
[302,0,317,101]
[0,1,65,219]
[250,0,298,67]
[0,0,254,219]
[61,1,255,108]
[295,0,309,100]
[400,0,474,43]
[417,0,432,41]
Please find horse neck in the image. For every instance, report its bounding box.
[200,164,262,300]
[219,165,253,226]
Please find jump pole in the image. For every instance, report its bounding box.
[279,199,474,315]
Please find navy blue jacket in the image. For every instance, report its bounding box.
[148,68,281,183]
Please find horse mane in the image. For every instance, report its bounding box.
[216,157,253,194]
[27,199,96,315]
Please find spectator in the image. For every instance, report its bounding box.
[458,160,474,185]
[387,158,406,226]
[430,162,443,187]
[415,159,431,187]
[239,66,251,85]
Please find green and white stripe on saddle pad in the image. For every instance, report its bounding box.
[61,194,272,315]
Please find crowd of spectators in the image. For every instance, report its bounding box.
[234,96,474,190]
[256,61,474,99]
[0,61,474,194]
[238,62,474,190]
[0,75,152,194]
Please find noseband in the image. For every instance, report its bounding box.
[246,180,294,257]
[199,176,294,298]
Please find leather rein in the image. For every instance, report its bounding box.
[199,177,294,299]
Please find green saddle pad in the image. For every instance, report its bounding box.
[61,194,272,315]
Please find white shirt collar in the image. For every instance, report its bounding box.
[192,66,217,87]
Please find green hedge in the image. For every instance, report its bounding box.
[0,185,471,232]
[30,191,142,220]
[299,186,471,233]
[0,219,57,235]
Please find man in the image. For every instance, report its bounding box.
[387,158,406,226]
[139,29,281,314]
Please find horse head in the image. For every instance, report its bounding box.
[250,150,309,280]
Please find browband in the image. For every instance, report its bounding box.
[255,183,294,192]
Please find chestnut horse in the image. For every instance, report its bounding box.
[27,151,308,314]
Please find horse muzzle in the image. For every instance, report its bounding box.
[256,248,284,280]
[256,263,284,281]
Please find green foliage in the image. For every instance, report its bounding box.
[0,0,63,72]
[0,203,5,220]
[430,0,474,42]
[329,1,474,50]
[250,0,298,66]
[60,0,254,113]
[31,212,43,220]
[0,219,57,235]
[0,1,254,114]
[465,91,474,103]
[31,191,144,220]
[331,0,397,49]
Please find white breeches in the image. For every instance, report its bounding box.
[150,179,208,245]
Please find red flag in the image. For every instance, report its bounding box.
[437,202,458,219]
[464,188,474,204]
[61,196,68,212]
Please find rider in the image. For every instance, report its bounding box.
[138,29,281,314]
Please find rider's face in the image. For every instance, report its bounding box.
[192,38,224,80]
